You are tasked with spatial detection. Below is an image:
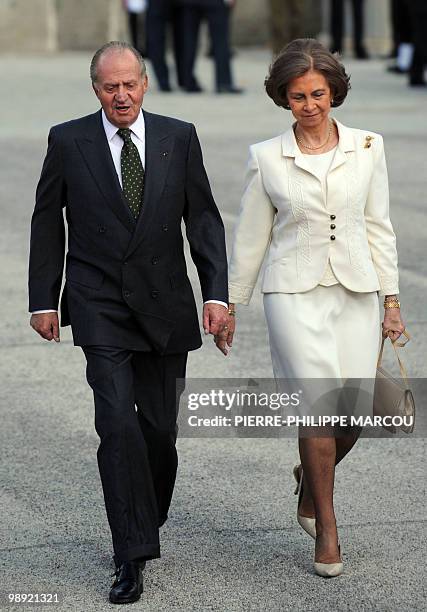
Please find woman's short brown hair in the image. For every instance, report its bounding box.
[265,38,351,109]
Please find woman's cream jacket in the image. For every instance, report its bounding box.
[228,120,399,304]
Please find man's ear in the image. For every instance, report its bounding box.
[92,83,100,99]
[143,75,148,93]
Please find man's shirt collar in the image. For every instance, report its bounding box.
[101,108,145,142]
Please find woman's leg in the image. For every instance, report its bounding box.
[299,435,341,563]
[298,427,362,518]
[335,426,362,463]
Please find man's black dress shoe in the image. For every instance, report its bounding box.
[216,85,244,94]
[355,47,370,60]
[184,84,204,93]
[109,560,144,604]
[387,64,407,74]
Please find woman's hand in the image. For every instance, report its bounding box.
[382,308,405,342]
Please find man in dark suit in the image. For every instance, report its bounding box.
[146,0,185,91]
[407,0,427,86]
[269,0,305,56]
[330,0,369,59]
[177,0,242,93]
[28,41,229,604]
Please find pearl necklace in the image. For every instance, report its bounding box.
[295,121,333,151]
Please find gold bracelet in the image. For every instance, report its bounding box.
[228,309,235,316]
[384,300,400,309]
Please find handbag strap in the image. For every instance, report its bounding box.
[377,329,411,384]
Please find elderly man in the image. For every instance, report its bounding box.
[28,41,229,604]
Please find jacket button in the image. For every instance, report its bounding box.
[151,290,159,299]
[330,214,336,220]
[330,235,336,241]
[123,290,131,297]
[151,256,159,265]
[123,260,128,266]
[98,226,106,233]
[330,224,336,230]
[162,224,168,232]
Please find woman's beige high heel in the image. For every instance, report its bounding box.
[314,543,343,578]
[293,464,316,539]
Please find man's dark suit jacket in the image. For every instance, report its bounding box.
[29,109,228,354]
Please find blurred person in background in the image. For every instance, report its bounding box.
[407,0,427,86]
[123,0,147,56]
[146,0,185,91]
[269,0,305,56]
[330,0,369,59]
[387,0,413,74]
[206,0,235,58]
[389,0,400,59]
[177,0,242,93]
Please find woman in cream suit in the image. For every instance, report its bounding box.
[222,39,405,577]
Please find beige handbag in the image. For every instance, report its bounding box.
[373,330,415,434]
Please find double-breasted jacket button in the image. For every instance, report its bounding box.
[330,224,336,230]
[98,226,106,233]
[123,290,132,297]
[330,235,336,241]
[151,290,159,299]
[330,214,336,220]
[162,224,168,232]
[151,256,159,265]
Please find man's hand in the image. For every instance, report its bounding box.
[30,312,60,342]
[203,303,230,355]
[214,309,235,355]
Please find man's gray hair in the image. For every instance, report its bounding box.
[90,41,146,83]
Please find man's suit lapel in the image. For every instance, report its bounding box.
[125,110,175,258]
[75,110,136,233]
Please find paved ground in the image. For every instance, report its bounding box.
[0,49,426,611]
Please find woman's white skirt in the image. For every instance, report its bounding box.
[263,285,381,420]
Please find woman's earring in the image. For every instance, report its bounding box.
[331,98,335,106]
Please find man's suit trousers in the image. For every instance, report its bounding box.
[407,0,427,83]
[330,0,365,54]
[181,3,232,89]
[146,0,184,89]
[83,346,187,563]
[268,0,305,56]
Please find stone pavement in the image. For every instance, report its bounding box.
[0,49,426,611]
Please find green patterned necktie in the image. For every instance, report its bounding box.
[117,128,144,219]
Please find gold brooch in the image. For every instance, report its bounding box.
[364,135,374,149]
